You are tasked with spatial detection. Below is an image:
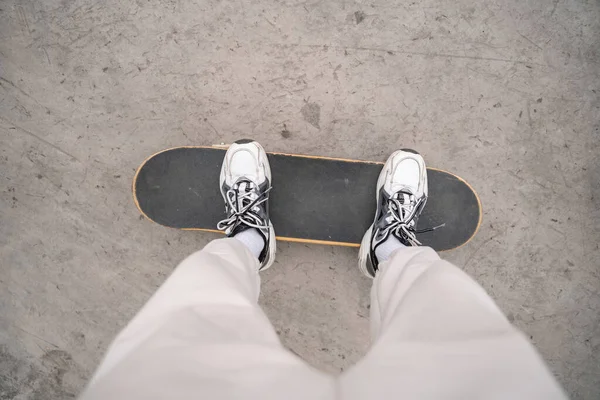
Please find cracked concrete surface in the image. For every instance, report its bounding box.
[1,0,599,398]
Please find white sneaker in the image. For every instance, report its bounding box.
[358,149,428,278]
[217,139,276,270]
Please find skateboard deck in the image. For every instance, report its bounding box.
[133,146,481,251]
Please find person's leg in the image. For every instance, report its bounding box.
[342,150,566,399]
[81,238,333,400]
[81,140,334,400]
[343,247,566,399]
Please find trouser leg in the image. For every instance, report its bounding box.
[81,238,334,400]
[341,246,566,399]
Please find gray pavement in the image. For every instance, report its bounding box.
[1,0,599,398]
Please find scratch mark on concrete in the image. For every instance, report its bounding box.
[263,16,276,28]
[0,116,80,162]
[42,47,52,65]
[0,77,52,113]
[282,44,547,66]
[517,32,542,50]
[550,0,559,16]
[14,325,59,349]
[464,234,499,269]
[526,100,533,137]
[0,77,33,100]
[17,6,32,36]
[203,118,221,136]
[68,31,93,47]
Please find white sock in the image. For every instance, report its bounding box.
[234,228,265,259]
[375,235,405,262]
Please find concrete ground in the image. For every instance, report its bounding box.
[1,0,598,398]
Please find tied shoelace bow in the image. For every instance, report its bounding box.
[217,179,271,234]
[380,191,445,246]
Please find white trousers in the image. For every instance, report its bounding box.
[81,238,566,399]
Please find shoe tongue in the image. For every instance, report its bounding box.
[237,179,254,192]
[387,189,416,226]
[392,188,414,205]
[235,179,259,208]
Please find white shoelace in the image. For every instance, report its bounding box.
[217,180,271,234]
[379,192,426,246]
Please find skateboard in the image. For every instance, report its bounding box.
[133,146,481,251]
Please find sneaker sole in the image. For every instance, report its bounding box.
[260,221,277,271]
[358,224,374,278]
